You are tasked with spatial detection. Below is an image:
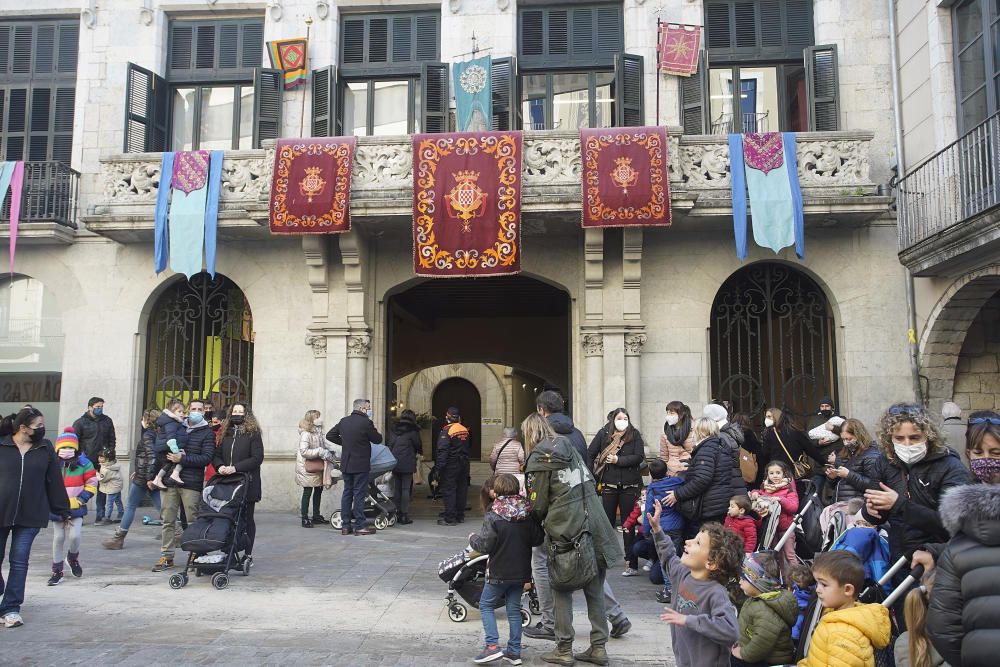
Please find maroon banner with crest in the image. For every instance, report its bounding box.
[270,137,356,234]
[581,126,671,228]
[412,131,522,277]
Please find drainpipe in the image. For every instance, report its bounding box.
[888,0,924,403]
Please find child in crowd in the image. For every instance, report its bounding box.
[894,572,947,667]
[96,449,124,525]
[621,489,645,576]
[48,428,97,586]
[788,563,816,643]
[724,495,758,553]
[469,473,543,665]
[798,550,890,667]
[151,438,184,490]
[645,457,684,602]
[648,500,741,667]
[751,460,799,566]
[731,551,798,667]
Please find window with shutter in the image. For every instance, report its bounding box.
[491,57,518,131]
[704,0,814,62]
[0,20,79,163]
[339,12,440,74]
[253,68,283,147]
[614,53,643,127]
[518,3,623,68]
[805,44,839,132]
[681,56,708,135]
[311,66,341,137]
[167,18,264,82]
[421,62,449,134]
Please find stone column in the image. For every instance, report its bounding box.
[305,334,327,412]
[624,333,646,432]
[582,333,604,431]
[346,334,371,411]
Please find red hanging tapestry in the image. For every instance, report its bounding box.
[270,137,356,234]
[412,131,522,277]
[581,126,671,228]
[658,24,702,76]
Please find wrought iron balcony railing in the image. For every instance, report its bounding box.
[0,161,80,229]
[897,112,1000,253]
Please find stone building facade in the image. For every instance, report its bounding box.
[0,0,913,509]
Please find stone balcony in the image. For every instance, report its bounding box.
[85,129,889,242]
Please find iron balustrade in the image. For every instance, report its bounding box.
[897,111,1000,252]
[0,161,80,229]
[711,112,771,135]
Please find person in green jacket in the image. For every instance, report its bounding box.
[523,413,623,667]
[731,551,799,667]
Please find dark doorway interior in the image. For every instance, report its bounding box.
[431,377,482,460]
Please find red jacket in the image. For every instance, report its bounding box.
[725,514,759,552]
[758,483,799,532]
[622,501,643,535]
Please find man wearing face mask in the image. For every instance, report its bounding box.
[72,397,116,524]
[327,399,383,535]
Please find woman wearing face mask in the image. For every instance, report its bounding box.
[215,403,264,564]
[824,419,882,503]
[758,407,825,489]
[296,410,337,528]
[588,408,646,528]
[659,401,695,475]
[0,407,69,628]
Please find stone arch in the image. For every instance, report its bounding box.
[920,264,1000,406]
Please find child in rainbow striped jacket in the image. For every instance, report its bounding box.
[47,427,97,586]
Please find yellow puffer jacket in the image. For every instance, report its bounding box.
[799,603,891,667]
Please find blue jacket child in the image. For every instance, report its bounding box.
[644,467,684,535]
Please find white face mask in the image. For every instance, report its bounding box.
[764,417,774,428]
[314,419,323,427]
[614,419,629,432]
[894,442,928,465]
[665,414,679,427]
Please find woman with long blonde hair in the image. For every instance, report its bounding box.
[295,409,336,528]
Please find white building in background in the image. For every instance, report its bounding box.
[0,0,915,510]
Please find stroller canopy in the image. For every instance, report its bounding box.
[203,473,249,513]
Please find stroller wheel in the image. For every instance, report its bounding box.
[211,572,230,590]
[448,602,468,623]
[329,511,343,530]
[387,513,397,527]
[528,595,541,615]
[374,514,389,531]
[241,557,252,576]
[520,607,531,628]
[168,573,186,589]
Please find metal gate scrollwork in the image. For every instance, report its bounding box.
[710,263,836,425]
[144,273,254,411]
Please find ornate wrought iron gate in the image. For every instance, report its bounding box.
[144,273,254,410]
[710,263,836,425]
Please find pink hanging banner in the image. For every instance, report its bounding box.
[8,161,24,276]
[657,24,702,76]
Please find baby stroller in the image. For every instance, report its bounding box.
[438,547,538,625]
[168,473,251,591]
[330,443,398,531]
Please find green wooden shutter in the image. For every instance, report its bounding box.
[805,44,839,131]
[311,66,340,137]
[414,14,439,62]
[680,53,709,135]
[253,68,283,148]
[519,4,622,66]
[421,62,449,133]
[705,0,814,61]
[615,53,644,127]
[491,57,518,131]
[123,62,167,153]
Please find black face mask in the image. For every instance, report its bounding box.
[230,415,245,426]
[204,411,215,422]
[819,410,833,419]
[29,426,46,443]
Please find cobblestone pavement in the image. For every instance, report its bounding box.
[3,500,675,666]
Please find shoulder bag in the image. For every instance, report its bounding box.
[739,444,758,484]
[774,428,813,479]
[490,439,514,472]
[547,471,598,591]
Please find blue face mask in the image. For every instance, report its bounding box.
[93,407,103,416]
[188,412,204,425]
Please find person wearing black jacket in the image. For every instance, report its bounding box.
[436,407,471,526]
[0,407,70,628]
[215,403,265,562]
[389,409,421,525]
[536,391,590,471]
[103,409,163,550]
[759,408,825,488]
[153,398,216,572]
[665,418,738,532]
[588,408,645,529]
[327,398,383,535]
[824,418,882,503]
[72,397,116,522]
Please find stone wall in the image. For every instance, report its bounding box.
[952,291,1000,412]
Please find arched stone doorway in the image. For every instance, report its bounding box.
[710,262,838,424]
[143,272,254,411]
[431,377,482,459]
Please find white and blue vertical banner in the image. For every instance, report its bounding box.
[453,56,492,132]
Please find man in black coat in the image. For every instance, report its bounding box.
[72,397,116,522]
[436,407,470,526]
[536,390,591,472]
[328,398,382,535]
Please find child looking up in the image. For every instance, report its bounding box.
[648,500,741,667]
[731,551,798,667]
[724,495,758,553]
[469,473,544,665]
[799,550,890,667]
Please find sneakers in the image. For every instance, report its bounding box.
[301,518,314,528]
[523,622,556,640]
[574,645,609,666]
[473,645,504,663]
[47,572,64,586]
[311,515,327,524]
[68,560,83,578]
[437,518,457,526]
[641,563,651,572]
[656,587,672,604]
[621,567,638,577]
[610,617,632,639]
[99,518,113,526]
[503,653,523,666]
[151,557,174,572]
[1,612,24,628]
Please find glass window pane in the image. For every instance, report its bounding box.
[709,68,735,134]
[552,73,590,130]
[171,87,197,151]
[344,82,369,136]
[733,67,779,134]
[371,80,410,135]
[959,37,987,96]
[782,65,808,132]
[595,72,614,128]
[413,80,422,133]
[962,86,989,129]
[521,75,547,130]
[238,86,254,150]
[956,1,984,51]
[199,87,235,150]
